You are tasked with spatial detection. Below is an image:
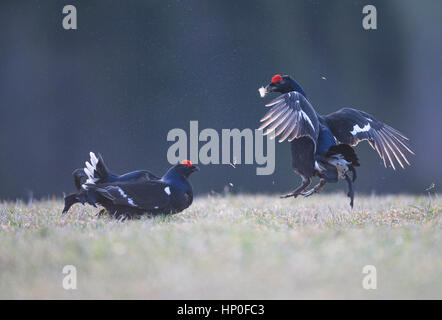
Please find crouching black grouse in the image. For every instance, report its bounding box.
[63,154,199,218]
[258,74,414,207]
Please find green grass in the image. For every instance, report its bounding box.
[0,194,441,299]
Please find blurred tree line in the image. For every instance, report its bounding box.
[0,0,440,198]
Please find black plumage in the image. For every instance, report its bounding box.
[324,108,413,169]
[71,152,160,191]
[258,74,414,207]
[63,154,199,218]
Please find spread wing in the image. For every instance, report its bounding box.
[324,108,414,169]
[258,91,319,147]
[91,181,172,211]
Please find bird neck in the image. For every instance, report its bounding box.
[162,169,189,187]
[289,78,307,98]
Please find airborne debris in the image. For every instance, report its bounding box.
[258,86,267,98]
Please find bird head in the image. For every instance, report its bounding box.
[259,74,307,98]
[172,160,200,178]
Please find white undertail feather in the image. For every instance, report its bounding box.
[83,151,99,185]
[85,161,95,175]
[90,152,98,168]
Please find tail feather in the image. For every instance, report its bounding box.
[94,153,111,181]
[83,152,110,185]
[326,144,360,167]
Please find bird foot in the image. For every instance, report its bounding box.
[280,178,312,200]
[301,179,327,198]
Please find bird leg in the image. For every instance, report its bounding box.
[345,173,354,208]
[95,209,107,217]
[301,178,327,197]
[349,165,357,182]
[280,177,312,199]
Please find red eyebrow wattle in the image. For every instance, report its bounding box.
[181,160,193,166]
[271,74,282,83]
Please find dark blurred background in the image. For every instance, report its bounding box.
[0,0,441,199]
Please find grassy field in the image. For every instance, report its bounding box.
[0,193,440,299]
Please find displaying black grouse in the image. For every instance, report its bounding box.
[258,74,414,207]
[63,155,199,218]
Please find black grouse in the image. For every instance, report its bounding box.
[63,155,199,218]
[258,74,414,207]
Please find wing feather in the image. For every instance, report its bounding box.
[373,131,388,168]
[377,131,396,169]
[260,102,286,122]
[93,181,171,211]
[264,107,292,135]
[380,128,411,165]
[278,114,298,142]
[265,96,285,107]
[258,106,289,130]
[379,129,405,169]
[259,91,319,148]
[274,109,294,137]
[324,108,414,169]
[385,127,415,155]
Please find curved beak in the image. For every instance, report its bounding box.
[191,165,200,172]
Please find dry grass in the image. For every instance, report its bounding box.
[0,194,441,299]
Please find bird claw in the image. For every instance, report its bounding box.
[348,192,354,208]
[280,192,300,199]
[301,189,315,197]
[300,179,326,198]
[280,178,312,200]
